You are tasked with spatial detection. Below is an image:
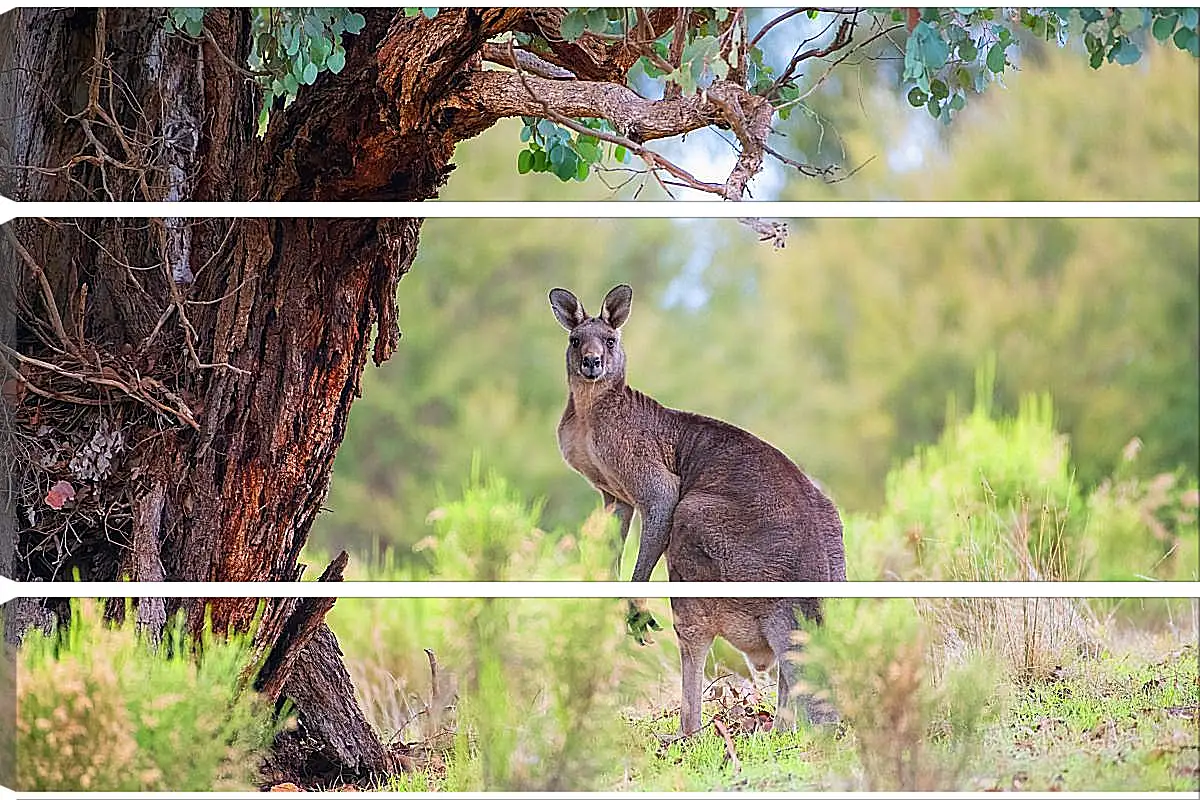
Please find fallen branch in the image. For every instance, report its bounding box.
[255,551,348,702]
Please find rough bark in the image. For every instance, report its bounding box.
[0,7,447,783]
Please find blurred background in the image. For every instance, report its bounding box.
[305,17,1198,571]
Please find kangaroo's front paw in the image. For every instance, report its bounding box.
[625,604,663,645]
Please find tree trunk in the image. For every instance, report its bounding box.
[0,6,475,785]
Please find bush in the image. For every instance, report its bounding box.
[799,599,1004,791]
[16,600,275,791]
[425,466,635,790]
[846,363,1198,582]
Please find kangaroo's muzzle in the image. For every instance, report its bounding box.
[580,354,603,379]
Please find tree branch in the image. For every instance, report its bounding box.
[481,42,576,79]
[445,70,725,145]
[502,40,723,197]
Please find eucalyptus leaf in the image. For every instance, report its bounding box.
[986,42,1007,73]
[327,47,346,74]
[560,10,586,42]
[1152,14,1178,42]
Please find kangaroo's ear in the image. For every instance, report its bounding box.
[600,284,633,328]
[549,288,587,330]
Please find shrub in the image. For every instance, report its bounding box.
[423,465,635,790]
[17,600,275,791]
[846,363,1198,582]
[798,599,1003,791]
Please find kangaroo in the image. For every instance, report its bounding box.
[549,284,846,735]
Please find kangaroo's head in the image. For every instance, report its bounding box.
[548,284,632,384]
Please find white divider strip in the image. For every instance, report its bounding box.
[1,576,1196,602]
[1,200,1199,222]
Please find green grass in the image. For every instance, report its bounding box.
[613,633,1199,792]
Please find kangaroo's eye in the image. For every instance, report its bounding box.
[605,338,616,349]
[570,337,580,348]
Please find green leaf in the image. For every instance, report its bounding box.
[585,8,608,33]
[553,153,577,181]
[907,86,928,107]
[303,16,324,37]
[184,18,203,37]
[309,37,330,67]
[257,102,271,137]
[517,148,533,174]
[930,79,949,100]
[575,158,590,181]
[560,10,586,42]
[985,42,1007,73]
[327,48,346,74]
[958,39,977,61]
[302,61,318,85]
[532,149,548,172]
[536,119,559,142]
[908,21,951,71]
[949,94,966,111]
[344,12,367,33]
[574,138,599,162]
[614,145,629,163]
[1173,26,1198,54]
[1182,8,1199,28]
[1152,14,1178,42]
[1110,39,1141,66]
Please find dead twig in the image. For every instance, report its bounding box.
[0,340,199,429]
[712,717,742,775]
[3,226,78,357]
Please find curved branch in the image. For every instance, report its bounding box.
[443,70,782,200]
[444,70,723,145]
[481,42,576,79]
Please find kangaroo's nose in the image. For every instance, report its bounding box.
[582,355,602,371]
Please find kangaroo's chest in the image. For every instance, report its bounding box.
[557,414,630,502]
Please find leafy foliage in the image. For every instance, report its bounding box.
[166,7,367,134]
[173,7,1198,179]
[845,364,1199,584]
[516,116,628,182]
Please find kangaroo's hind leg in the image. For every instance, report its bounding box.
[765,599,838,730]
